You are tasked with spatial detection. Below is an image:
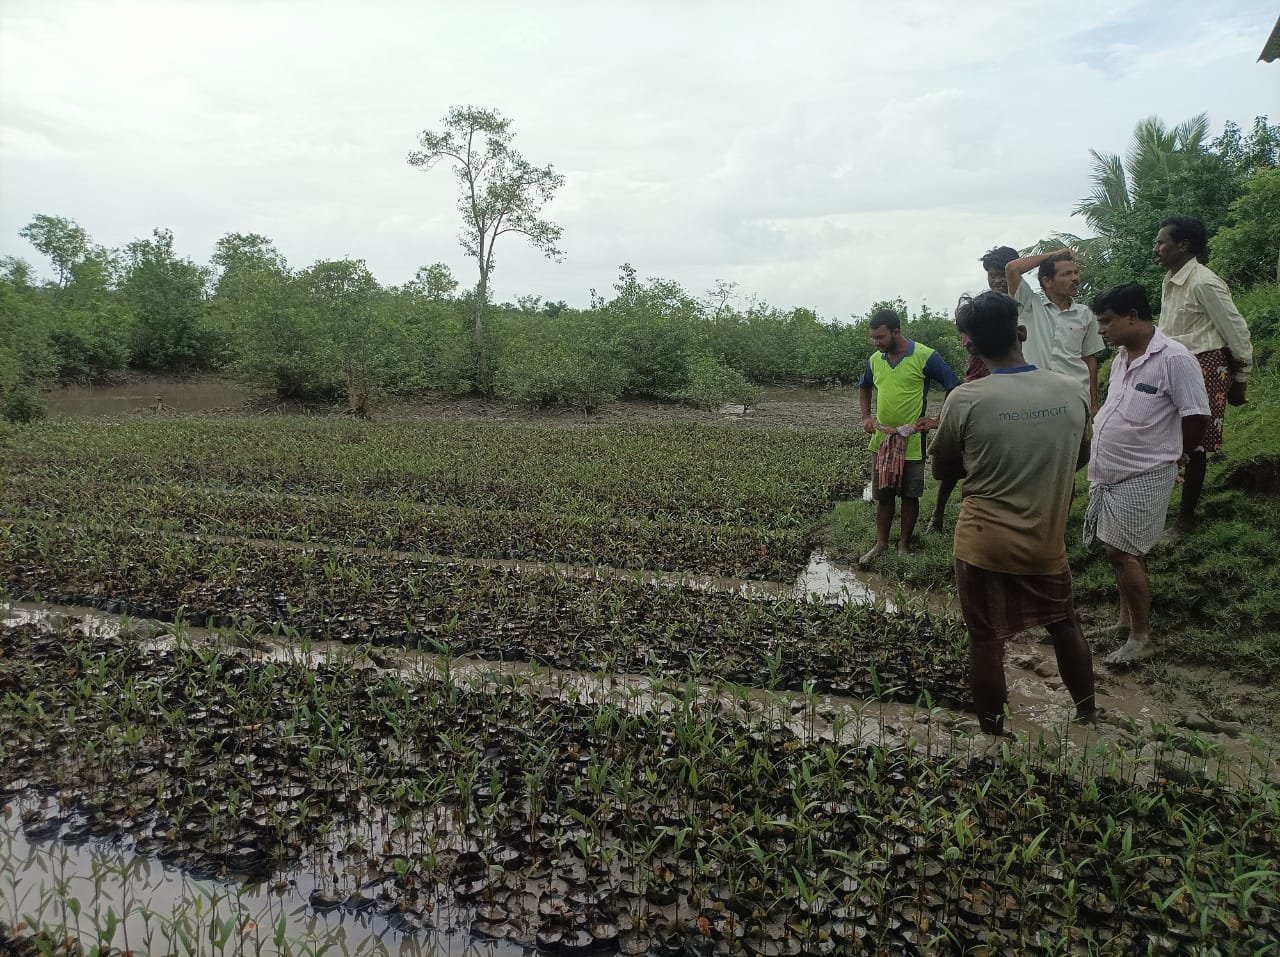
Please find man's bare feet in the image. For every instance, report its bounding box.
[1105,635,1156,665]
[896,542,912,557]
[924,517,944,535]
[858,543,886,566]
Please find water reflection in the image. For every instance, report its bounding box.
[45,379,248,417]
[796,551,878,605]
[0,816,520,957]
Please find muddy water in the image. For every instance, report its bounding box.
[757,385,856,404]
[45,378,249,417]
[6,599,1273,779]
[0,815,519,957]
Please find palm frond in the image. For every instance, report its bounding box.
[1173,112,1211,152]
[1126,115,1176,186]
[1073,150,1130,231]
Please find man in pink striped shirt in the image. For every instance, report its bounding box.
[1084,283,1210,664]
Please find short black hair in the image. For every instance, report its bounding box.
[979,246,1019,272]
[954,291,1019,358]
[1090,282,1153,322]
[868,308,901,331]
[1159,215,1208,258]
[1037,252,1074,285]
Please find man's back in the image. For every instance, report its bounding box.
[934,368,1087,575]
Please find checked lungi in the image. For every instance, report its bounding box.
[1083,462,1178,556]
[955,560,1076,643]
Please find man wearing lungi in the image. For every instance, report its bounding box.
[1086,283,1210,665]
[931,292,1096,736]
[1155,215,1254,538]
[857,309,960,565]
[926,245,1022,535]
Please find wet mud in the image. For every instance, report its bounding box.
[42,376,863,430]
[3,604,1279,955]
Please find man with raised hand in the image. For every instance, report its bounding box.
[857,308,960,565]
[1155,215,1254,538]
[931,291,1095,737]
[1085,282,1209,665]
[926,245,1021,534]
[1005,248,1105,413]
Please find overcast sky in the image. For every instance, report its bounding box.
[1,1,1275,320]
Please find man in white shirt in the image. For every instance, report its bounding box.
[1155,215,1254,537]
[1005,249,1105,414]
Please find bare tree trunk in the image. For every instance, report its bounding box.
[473,272,491,395]
[346,365,371,418]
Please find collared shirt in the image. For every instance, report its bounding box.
[1089,328,1210,485]
[858,340,960,461]
[1160,259,1253,382]
[1013,281,1104,400]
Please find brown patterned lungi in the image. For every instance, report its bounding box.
[955,559,1076,642]
[1194,348,1231,453]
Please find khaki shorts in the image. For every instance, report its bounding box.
[871,459,925,500]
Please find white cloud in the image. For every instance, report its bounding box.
[1,0,1275,319]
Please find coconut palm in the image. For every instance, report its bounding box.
[1072,113,1211,235]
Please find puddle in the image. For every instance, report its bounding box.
[45,379,249,418]
[0,815,519,957]
[757,386,857,405]
[794,551,878,604]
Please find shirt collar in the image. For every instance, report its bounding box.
[1167,259,1197,286]
[991,365,1037,374]
[1121,327,1169,366]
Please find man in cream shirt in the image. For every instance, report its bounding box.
[1004,249,1105,414]
[1155,215,1254,537]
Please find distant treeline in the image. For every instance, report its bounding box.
[0,224,966,418]
[1,113,1275,422]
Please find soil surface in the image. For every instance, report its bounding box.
[377,386,865,429]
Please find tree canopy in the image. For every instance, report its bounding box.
[408,106,565,394]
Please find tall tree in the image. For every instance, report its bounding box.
[407,106,565,394]
[18,214,91,288]
[211,232,288,297]
[208,232,291,370]
[1057,114,1278,305]
[301,258,382,416]
[121,228,212,371]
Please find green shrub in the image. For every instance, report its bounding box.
[2,385,47,424]
[676,351,761,410]
[493,314,626,410]
[1236,283,1280,367]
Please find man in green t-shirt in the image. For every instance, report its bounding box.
[857,309,960,564]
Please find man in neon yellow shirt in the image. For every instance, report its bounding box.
[857,309,961,564]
